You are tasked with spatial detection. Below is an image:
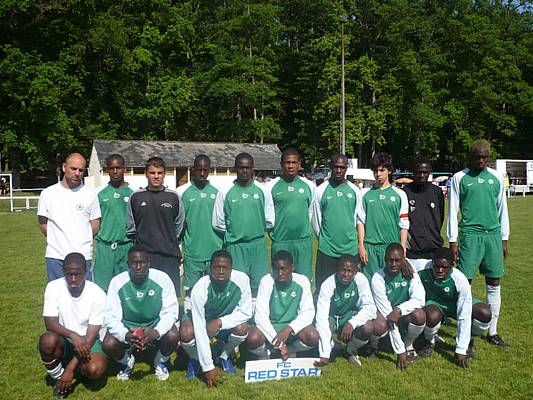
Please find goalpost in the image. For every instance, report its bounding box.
[0,173,13,212]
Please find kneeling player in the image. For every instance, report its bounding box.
[246,251,319,360]
[102,245,179,381]
[371,243,426,370]
[315,255,377,367]
[180,250,252,387]
[39,253,108,398]
[418,247,491,368]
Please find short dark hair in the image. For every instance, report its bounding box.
[194,154,211,166]
[281,148,301,162]
[338,254,360,269]
[330,153,348,164]
[412,156,432,170]
[145,156,166,170]
[272,250,293,265]
[371,152,393,171]
[211,249,232,264]
[128,244,150,256]
[63,252,86,270]
[235,152,254,167]
[432,247,454,262]
[386,242,404,256]
[106,153,125,166]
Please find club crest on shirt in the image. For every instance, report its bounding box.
[298,188,305,194]
[347,193,353,199]
[211,194,216,199]
[253,193,260,199]
[444,287,450,293]
[76,203,84,211]
[409,199,415,205]
[390,196,396,202]
[488,179,494,184]
[148,289,155,296]
[124,197,129,202]
[430,202,435,208]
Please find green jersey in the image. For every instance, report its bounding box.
[105,269,178,343]
[269,176,315,242]
[360,186,409,245]
[255,273,314,343]
[190,270,252,371]
[213,181,275,244]
[418,266,473,354]
[176,181,223,262]
[312,180,362,257]
[447,167,509,242]
[96,183,133,243]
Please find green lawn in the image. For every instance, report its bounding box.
[1,198,532,399]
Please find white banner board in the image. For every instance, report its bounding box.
[245,358,321,383]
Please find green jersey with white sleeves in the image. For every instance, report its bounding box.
[269,176,315,242]
[312,180,362,257]
[370,269,425,354]
[315,272,376,358]
[255,273,315,344]
[212,181,274,244]
[447,167,509,242]
[190,270,252,371]
[96,183,133,243]
[359,186,409,245]
[176,181,223,262]
[419,266,472,355]
[105,269,179,343]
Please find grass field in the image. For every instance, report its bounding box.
[1,198,532,399]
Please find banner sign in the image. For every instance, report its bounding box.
[245,358,321,383]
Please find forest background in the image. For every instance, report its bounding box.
[1,0,531,174]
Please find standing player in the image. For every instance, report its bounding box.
[93,154,133,291]
[102,245,180,381]
[38,152,100,281]
[315,255,376,367]
[447,140,510,347]
[127,157,185,297]
[312,153,362,289]
[371,244,426,369]
[418,247,491,367]
[39,253,107,398]
[176,155,223,311]
[212,153,274,297]
[268,148,315,282]
[180,250,252,386]
[358,152,409,280]
[246,251,319,360]
[403,156,445,271]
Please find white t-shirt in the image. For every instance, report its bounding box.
[38,183,101,260]
[42,278,106,336]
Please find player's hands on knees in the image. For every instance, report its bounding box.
[57,368,74,394]
[386,308,402,330]
[455,353,468,369]
[358,245,368,264]
[340,323,354,342]
[400,259,414,279]
[143,328,160,346]
[205,368,223,388]
[126,328,146,352]
[70,332,90,359]
[272,326,293,349]
[314,357,329,367]
[207,319,222,338]
[396,352,408,370]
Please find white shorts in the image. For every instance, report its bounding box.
[408,258,431,272]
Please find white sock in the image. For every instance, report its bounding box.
[220,333,248,360]
[249,343,269,359]
[153,350,170,367]
[286,339,313,354]
[471,319,490,338]
[252,298,257,315]
[45,361,64,380]
[404,323,425,349]
[182,339,198,360]
[183,296,192,313]
[346,337,368,355]
[370,333,387,349]
[423,322,441,344]
[117,351,132,366]
[486,285,501,336]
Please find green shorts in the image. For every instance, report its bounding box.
[225,237,269,291]
[458,233,504,279]
[93,240,132,291]
[362,243,388,280]
[315,250,340,291]
[271,238,313,282]
[425,298,481,320]
[38,336,105,361]
[183,257,210,291]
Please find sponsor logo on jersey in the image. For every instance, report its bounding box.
[253,193,260,199]
[136,291,144,298]
[281,291,287,297]
[201,192,207,198]
[379,194,386,200]
[343,291,355,299]
[337,191,343,197]
[76,203,84,211]
[288,186,295,192]
[478,178,485,184]
[114,192,120,199]
[242,193,249,199]
[161,202,173,208]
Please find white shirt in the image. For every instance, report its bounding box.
[43,278,106,336]
[38,182,101,260]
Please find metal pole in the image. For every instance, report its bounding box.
[340,16,347,155]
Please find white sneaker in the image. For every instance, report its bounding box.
[116,354,135,380]
[154,362,169,381]
[348,353,362,367]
